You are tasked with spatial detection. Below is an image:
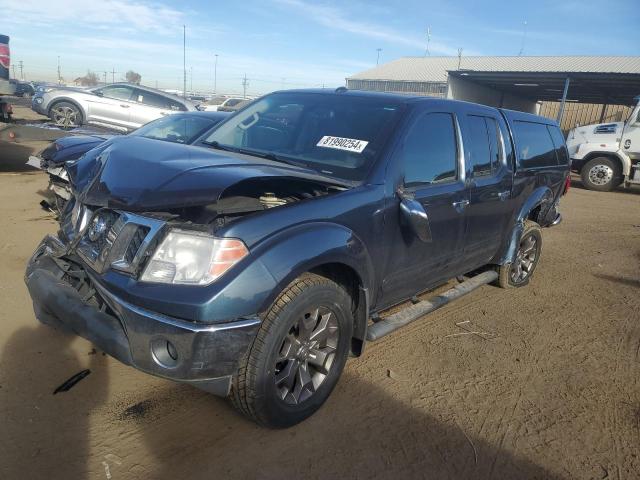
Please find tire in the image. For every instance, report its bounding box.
[580,157,622,192]
[49,101,83,129]
[498,220,543,288]
[230,272,353,428]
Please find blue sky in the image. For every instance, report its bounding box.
[2,0,639,95]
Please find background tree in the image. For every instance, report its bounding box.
[73,71,99,87]
[125,70,142,85]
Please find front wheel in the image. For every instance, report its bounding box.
[498,220,543,288]
[230,273,353,428]
[580,157,622,192]
[49,101,83,129]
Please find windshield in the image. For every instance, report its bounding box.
[131,115,218,144]
[203,92,404,181]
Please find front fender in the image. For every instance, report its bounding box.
[250,222,374,314]
[500,186,554,265]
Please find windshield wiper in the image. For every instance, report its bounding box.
[201,140,237,152]
[202,142,306,169]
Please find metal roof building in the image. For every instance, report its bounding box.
[347,56,640,129]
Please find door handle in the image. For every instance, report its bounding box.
[120,104,130,108]
[452,199,469,212]
[498,190,510,201]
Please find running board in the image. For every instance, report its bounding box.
[366,270,498,342]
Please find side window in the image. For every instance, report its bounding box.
[512,121,558,168]
[98,86,134,101]
[467,115,503,178]
[402,112,458,187]
[467,115,492,177]
[134,90,171,110]
[547,125,569,164]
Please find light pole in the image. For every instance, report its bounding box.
[213,54,218,94]
[183,25,186,99]
[376,48,382,65]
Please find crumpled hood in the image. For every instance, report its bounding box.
[44,134,114,165]
[67,136,338,211]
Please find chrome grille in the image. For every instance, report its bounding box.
[73,207,165,276]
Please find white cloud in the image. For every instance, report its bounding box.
[272,0,459,55]
[1,0,185,34]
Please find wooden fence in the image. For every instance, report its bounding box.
[539,102,633,132]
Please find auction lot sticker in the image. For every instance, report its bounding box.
[316,136,369,153]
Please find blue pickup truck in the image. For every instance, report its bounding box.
[25,89,569,427]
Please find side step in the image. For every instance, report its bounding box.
[366,270,498,342]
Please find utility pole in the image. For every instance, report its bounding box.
[242,74,249,99]
[213,54,218,94]
[111,68,116,83]
[190,66,193,93]
[102,71,107,85]
[18,60,23,80]
[376,48,382,65]
[57,56,61,84]
[11,64,16,79]
[425,27,431,56]
[183,25,187,98]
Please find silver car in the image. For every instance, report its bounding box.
[31,83,197,131]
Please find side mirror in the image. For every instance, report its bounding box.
[397,187,432,243]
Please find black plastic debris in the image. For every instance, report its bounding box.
[39,199,55,213]
[53,369,91,395]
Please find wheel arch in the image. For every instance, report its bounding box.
[253,222,374,356]
[498,186,552,265]
[580,151,629,177]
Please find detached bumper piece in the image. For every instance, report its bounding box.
[25,235,261,397]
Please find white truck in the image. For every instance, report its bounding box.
[566,96,640,191]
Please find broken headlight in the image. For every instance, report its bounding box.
[140,229,248,285]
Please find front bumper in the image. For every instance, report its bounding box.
[31,96,47,115]
[25,235,261,396]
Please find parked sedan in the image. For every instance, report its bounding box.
[30,110,229,211]
[9,79,35,97]
[31,82,197,131]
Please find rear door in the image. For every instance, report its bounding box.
[379,106,468,307]
[86,85,136,129]
[460,108,514,270]
[129,89,186,128]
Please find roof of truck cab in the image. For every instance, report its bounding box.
[499,108,560,127]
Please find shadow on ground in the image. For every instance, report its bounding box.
[0,321,564,479]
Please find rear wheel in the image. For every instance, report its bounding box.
[230,273,353,428]
[581,157,622,192]
[49,101,83,129]
[498,220,542,288]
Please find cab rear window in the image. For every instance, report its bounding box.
[512,120,558,168]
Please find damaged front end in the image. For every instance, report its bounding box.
[25,136,346,395]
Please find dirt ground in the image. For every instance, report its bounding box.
[1,139,640,479]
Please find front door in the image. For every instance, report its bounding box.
[460,109,514,270]
[86,85,135,129]
[379,108,468,308]
[621,105,640,161]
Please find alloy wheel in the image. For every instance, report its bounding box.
[510,234,538,284]
[51,105,80,128]
[274,306,339,405]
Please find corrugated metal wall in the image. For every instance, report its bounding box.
[538,102,632,132]
[346,79,447,97]
[347,79,633,132]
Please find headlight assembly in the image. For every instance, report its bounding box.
[140,229,248,285]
